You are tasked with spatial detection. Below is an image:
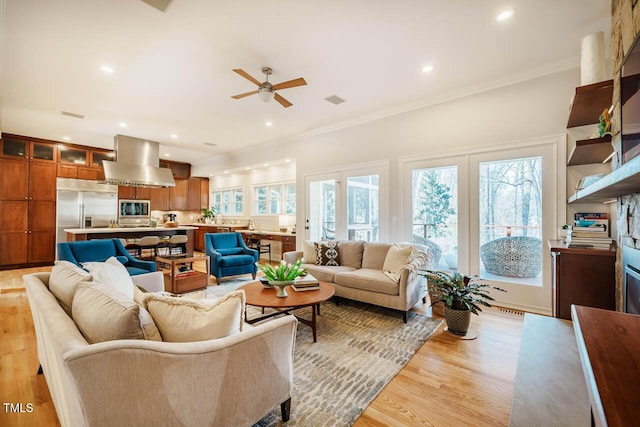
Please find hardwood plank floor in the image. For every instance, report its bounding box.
[1,266,523,427]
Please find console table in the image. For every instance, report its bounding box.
[572,305,640,426]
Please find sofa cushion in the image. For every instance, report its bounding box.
[145,290,245,342]
[82,257,135,300]
[302,240,316,263]
[361,242,392,270]
[302,264,356,283]
[334,268,400,296]
[220,254,255,267]
[49,260,93,316]
[72,282,162,343]
[383,244,413,282]
[337,240,365,269]
[315,241,340,266]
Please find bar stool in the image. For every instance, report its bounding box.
[247,234,271,263]
[167,234,188,255]
[132,236,160,260]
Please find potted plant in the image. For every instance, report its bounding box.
[421,270,506,336]
[201,207,216,224]
[256,258,306,297]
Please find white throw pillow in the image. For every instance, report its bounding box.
[82,257,135,300]
[49,260,93,316]
[382,244,413,283]
[145,291,245,342]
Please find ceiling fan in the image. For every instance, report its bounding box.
[231,67,307,108]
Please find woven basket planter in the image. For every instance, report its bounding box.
[444,307,471,336]
[480,236,542,278]
[426,279,445,317]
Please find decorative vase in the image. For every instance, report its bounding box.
[268,281,293,298]
[444,307,471,336]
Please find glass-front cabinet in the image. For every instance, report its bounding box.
[58,146,88,165]
[91,150,115,168]
[1,136,56,162]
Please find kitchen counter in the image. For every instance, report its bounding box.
[239,230,296,237]
[64,226,197,253]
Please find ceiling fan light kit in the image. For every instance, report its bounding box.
[232,66,307,108]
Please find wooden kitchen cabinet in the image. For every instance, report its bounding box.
[1,135,56,163]
[118,186,151,200]
[150,186,170,211]
[0,201,29,265]
[0,158,29,200]
[549,241,616,320]
[188,177,209,211]
[29,163,56,201]
[170,178,189,210]
[200,178,209,209]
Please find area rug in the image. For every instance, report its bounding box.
[240,297,442,426]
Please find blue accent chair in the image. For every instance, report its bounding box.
[57,238,156,276]
[205,232,258,284]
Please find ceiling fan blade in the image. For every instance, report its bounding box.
[231,90,259,99]
[274,93,293,108]
[233,69,262,86]
[272,77,307,91]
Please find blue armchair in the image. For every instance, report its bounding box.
[205,232,258,284]
[57,238,156,276]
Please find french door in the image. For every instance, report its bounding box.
[305,163,387,242]
[405,142,558,314]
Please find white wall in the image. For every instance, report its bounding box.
[193,68,583,244]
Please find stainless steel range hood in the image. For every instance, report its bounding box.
[102,135,175,188]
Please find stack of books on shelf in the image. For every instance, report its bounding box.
[291,274,320,291]
[175,268,197,278]
[567,225,613,250]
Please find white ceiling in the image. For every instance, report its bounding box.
[0,0,611,164]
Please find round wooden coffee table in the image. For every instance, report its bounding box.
[238,281,335,342]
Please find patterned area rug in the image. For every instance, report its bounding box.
[206,281,442,427]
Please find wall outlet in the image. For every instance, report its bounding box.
[190,214,195,220]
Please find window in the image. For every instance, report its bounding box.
[253,182,296,215]
[211,188,243,215]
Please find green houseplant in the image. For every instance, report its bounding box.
[421,270,506,336]
[256,258,306,297]
[201,206,216,223]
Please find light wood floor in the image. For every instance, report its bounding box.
[0,266,523,427]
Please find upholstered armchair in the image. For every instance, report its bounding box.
[205,232,258,284]
[57,238,156,276]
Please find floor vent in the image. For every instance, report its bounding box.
[497,307,525,316]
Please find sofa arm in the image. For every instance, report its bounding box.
[283,250,303,265]
[131,271,165,293]
[64,316,298,426]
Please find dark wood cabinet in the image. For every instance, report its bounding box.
[1,135,56,162]
[550,241,616,320]
[200,178,209,209]
[170,178,189,210]
[29,163,56,201]
[0,201,29,265]
[77,166,104,180]
[188,177,208,211]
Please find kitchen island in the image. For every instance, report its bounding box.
[64,226,197,254]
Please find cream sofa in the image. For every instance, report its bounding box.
[24,271,297,427]
[284,241,430,322]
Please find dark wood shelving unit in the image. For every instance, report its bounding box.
[568,155,640,203]
[567,135,613,165]
[567,80,614,128]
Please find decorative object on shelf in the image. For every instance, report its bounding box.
[201,207,216,224]
[558,225,570,242]
[420,270,506,337]
[598,107,612,137]
[257,258,306,298]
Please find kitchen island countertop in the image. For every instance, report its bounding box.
[64,226,197,234]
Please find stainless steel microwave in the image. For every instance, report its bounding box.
[118,199,151,227]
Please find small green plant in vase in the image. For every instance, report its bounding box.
[256,258,306,297]
[201,207,216,223]
[421,270,506,336]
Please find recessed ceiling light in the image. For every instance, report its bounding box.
[209,173,213,177]
[285,159,291,163]
[170,134,178,139]
[118,122,127,127]
[245,167,251,170]
[422,65,434,73]
[164,153,170,157]
[100,65,114,73]
[62,136,70,141]
[496,9,515,22]
[263,163,269,167]
[265,121,273,127]
[224,171,229,174]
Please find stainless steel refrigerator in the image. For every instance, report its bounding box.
[56,178,119,248]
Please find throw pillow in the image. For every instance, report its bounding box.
[82,257,135,300]
[145,290,245,342]
[72,283,162,343]
[382,244,413,283]
[49,260,93,316]
[302,240,316,264]
[315,241,340,266]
